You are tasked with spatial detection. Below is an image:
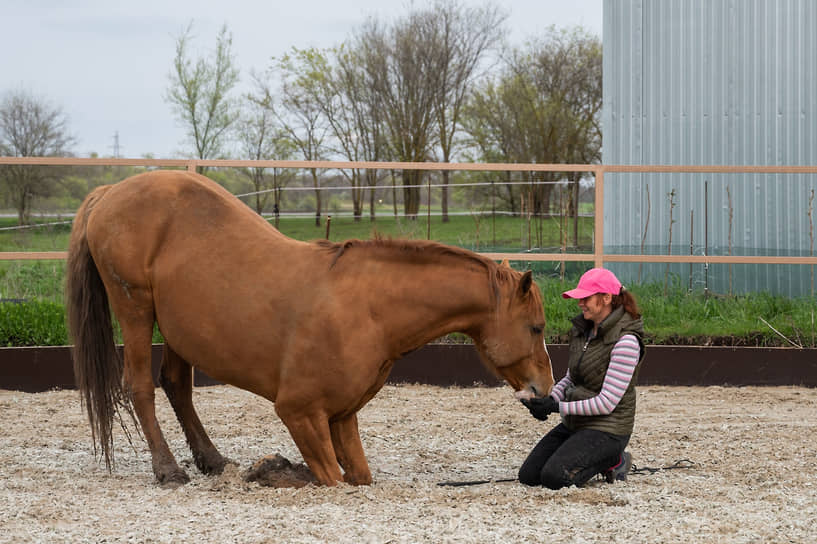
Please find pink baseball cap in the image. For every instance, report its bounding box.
[562,268,622,299]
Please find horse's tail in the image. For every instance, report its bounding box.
[66,185,134,470]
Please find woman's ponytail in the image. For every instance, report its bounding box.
[612,286,641,319]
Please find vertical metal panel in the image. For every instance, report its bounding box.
[603,0,817,295]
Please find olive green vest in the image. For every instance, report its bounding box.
[561,306,645,436]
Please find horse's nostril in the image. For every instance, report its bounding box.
[530,385,539,396]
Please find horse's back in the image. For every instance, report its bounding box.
[86,170,290,270]
[89,170,274,236]
[82,170,322,396]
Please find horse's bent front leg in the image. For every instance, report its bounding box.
[330,414,372,485]
[276,407,343,486]
[159,344,227,475]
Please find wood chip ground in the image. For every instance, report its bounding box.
[1,384,815,543]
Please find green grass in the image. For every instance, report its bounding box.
[0,261,67,303]
[2,267,815,347]
[0,216,72,252]
[214,212,593,253]
[0,299,68,346]
[534,277,817,347]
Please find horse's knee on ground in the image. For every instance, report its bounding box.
[343,473,372,486]
[328,414,372,486]
[279,413,343,486]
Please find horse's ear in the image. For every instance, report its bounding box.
[518,270,533,296]
[500,259,510,268]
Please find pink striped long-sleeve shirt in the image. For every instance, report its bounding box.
[549,334,640,416]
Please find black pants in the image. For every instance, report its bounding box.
[518,423,630,490]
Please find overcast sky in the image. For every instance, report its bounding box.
[2,0,602,159]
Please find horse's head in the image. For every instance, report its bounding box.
[472,265,554,399]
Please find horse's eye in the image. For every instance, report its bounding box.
[530,326,543,335]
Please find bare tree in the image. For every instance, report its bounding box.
[279,44,387,222]
[237,72,296,220]
[0,89,74,224]
[165,21,239,171]
[356,15,442,218]
[272,49,330,227]
[428,0,507,222]
[330,42,391,221]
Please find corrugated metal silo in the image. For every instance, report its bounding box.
[602,0,817,295]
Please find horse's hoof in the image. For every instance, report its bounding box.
[343,473,373,486]
[157,469,190,488]
[195,453,231,475]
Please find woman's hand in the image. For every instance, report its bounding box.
[520,396,558,421]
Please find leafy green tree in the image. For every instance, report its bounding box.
[165,21,240,171]
[462,26,602,244]
[0,89,74,224]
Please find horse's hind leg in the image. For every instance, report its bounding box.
[159,344,227,475]
[119,310,189,487]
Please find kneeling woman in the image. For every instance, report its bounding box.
[518,268,645,489]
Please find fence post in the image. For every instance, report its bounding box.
[594,167,604,268]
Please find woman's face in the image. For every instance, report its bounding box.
[577,293,613,326]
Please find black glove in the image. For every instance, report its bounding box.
[521,396,559,421]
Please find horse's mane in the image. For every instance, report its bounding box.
[315,236,489,268]
[313,237,521,302]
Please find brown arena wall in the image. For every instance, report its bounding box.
[1,344,816,393]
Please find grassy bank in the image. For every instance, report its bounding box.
[2,215,815,347]
[1,261,814,347]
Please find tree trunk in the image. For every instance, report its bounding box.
[402,169,422,219]
[353,184,363,221]
[572,174,580,248]
[368,170,378,222]
[391,170,399,218]
[441,170,450,223]
[311,168,321,227]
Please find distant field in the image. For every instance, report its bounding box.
[0,213,593,254]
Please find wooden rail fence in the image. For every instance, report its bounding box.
[2,157,817,269]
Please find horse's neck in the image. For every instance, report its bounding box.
[372,260,493,354]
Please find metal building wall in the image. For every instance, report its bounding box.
[602,0,817,295]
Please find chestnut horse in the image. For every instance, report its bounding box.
[66,170,554,487]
